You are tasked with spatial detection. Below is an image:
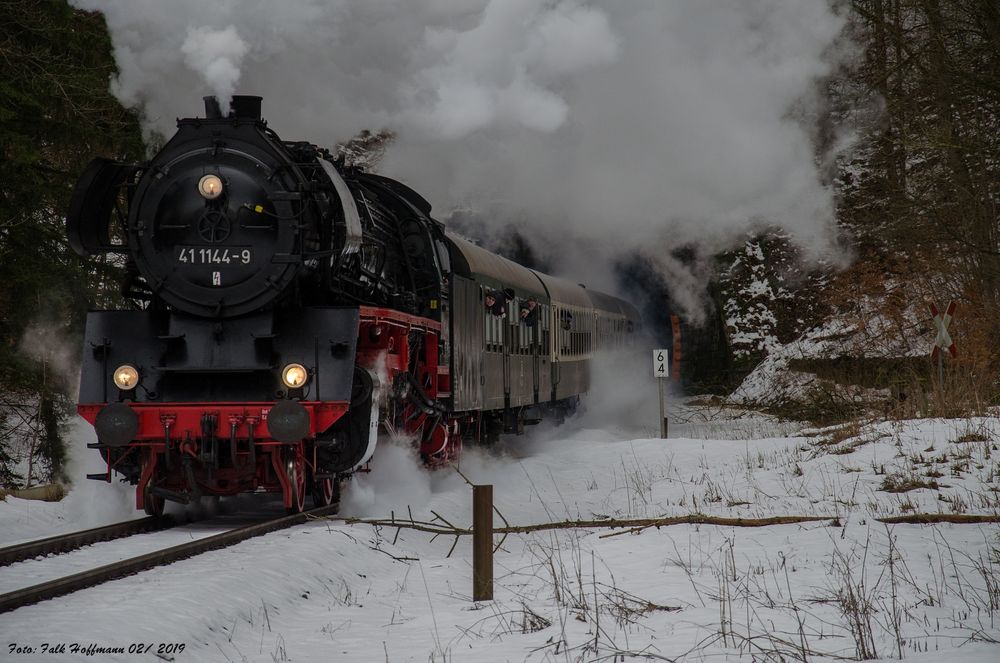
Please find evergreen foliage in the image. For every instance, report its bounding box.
[0,0,143,487]
[826,0,1000,408]
[0,411,24,489]
[717,1,1000,412]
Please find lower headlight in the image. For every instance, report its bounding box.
[281,363,309,389]
[113,364,139,390]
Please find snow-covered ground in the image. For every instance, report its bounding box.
[1,362,998,662]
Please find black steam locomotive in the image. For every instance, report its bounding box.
[68,96,640,515]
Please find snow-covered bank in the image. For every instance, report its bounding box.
[1,408,997,662]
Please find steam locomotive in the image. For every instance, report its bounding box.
[68,96,640,515]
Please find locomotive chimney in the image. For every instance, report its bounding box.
[203,95,223,119]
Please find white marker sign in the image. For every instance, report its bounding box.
[653,349,669,378]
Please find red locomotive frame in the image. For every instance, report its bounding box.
[79,307,456,515]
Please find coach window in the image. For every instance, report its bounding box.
[565,309,571,354]
[484,287,501,351]
[494,312,503,351]
[482,287,489,349]
[576,310,582,355]
[569,319,577,355]
[513,310,520,347]
[553,306,558,354]
[562,310,570,354]
[541,305,551,353]
[434,239,451,274]
[540,304,548,353]
[554,306,560,354]
[570,311,577,355]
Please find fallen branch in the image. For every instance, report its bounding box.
[342,513,834,537]
[340,512,1000,538]
[875,513,1000,525]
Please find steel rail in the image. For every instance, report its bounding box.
[0,517,173,567]
[0,503,339,613]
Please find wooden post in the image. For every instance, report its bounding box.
[473,484,494,601]
[658,377,668,438]
[937,351,944,396]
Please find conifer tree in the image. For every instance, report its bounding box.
[0,0,144,486]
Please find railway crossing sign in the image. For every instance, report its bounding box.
[929,301,957,360]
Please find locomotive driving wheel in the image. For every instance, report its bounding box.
[311,471,340,508]
[140,448,165,517]
[143,484,165,518]
[285,450,306,514]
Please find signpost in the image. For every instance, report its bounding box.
[929,301,957,389]
[653,349,669,438]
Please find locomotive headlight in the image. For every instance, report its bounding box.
[113,364,140,390]
[281,363,309,389]
[197,174,224,200]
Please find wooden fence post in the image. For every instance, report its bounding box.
[473,484,493,601]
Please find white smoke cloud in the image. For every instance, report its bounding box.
[63,421,138,525]
[181,25,248,107]
[19,317,81,400]
[72,0,849,315]
[399,0,618,138]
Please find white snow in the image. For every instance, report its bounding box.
[730,291,933,407]
[1,398,997,662]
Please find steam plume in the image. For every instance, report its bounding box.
[72,0,849,316]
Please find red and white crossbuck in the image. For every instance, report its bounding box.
[929,301,957,360]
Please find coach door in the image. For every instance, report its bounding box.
[531,301,549,404]
[502,316,511,408]
[550,305,561,402]
[531,317,540,403]
[450,277,483,411]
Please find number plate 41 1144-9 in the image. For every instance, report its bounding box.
[176,246,253,265]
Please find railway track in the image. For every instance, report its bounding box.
[0,504,340,613]
[0,516,174,567]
